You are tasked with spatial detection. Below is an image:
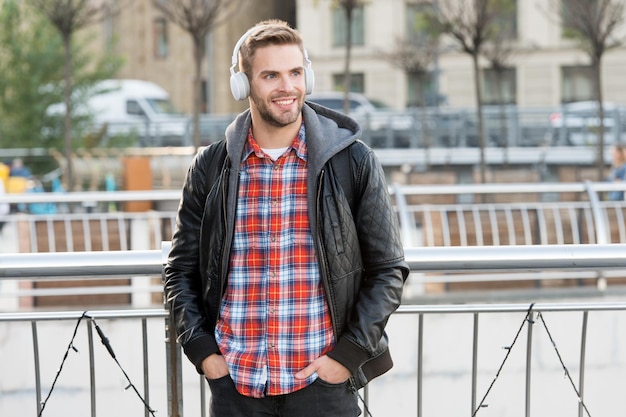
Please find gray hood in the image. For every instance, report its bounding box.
[223,101,362,175]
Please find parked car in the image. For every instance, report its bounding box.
[549,101,626,146]
[198,113,237,146]
[46,79,190,146]
[306,91,414,132]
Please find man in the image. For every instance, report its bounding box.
[164,19,408,417]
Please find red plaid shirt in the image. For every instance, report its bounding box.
[215,125,334,398]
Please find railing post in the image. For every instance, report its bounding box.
[584,180,608,244]
[162,242,183,417]
[417,313,423,417]
[584,181,609,290]
[142,319,151,417]
[87,320,97,417]
[131,217,153,308]
[200,375,207,417]
[31,321,42,416]
[392,184,418,248]
[578,311,588,417]
[164,303,183,417]
[471,313,479,416]
[525,309,535,417]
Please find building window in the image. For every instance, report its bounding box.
[404,2,441,107]
[482,68,517,105]
[561,66,593,103]
[332,5,365,47]
[560,1,596,39]
[154,17,168,59]
[405,1,435,43]
[103,7,115,52]
[407,71,438,107]
[493,0,518,40]
[332,73,365,93]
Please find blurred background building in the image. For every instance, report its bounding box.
[93,0,296,115]
[89,0,626,114]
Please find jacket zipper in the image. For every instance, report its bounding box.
[218,166,230,310]
[317,169,339,339]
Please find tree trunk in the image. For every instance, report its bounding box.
[342,5,353,114]
[62,33,74,193]
[495,69,508,157]
[473,52,486,185]
[418,74,431,165]
[593,57,605,181]
[192,36,204,151]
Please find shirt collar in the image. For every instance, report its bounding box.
[242,122,308,162]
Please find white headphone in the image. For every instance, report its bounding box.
[229,25,315,101]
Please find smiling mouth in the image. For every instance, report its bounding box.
[274,98,296,107]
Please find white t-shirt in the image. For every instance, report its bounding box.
[262,147,289,161]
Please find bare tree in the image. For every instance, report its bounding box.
[337,0,361,113]
[550,0,626,180]
[429,0,506,184]
[312,0,366,113]
[480,1,522,155]
[29,0,119,192]
[153,0,241,151]
[381,36,438,151]
[481,37,515,151]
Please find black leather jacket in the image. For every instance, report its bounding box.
[164,103,409,388]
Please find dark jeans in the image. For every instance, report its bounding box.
[206,375,361,417]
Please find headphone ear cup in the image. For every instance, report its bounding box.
[304,67,315,95]
[230,72,250,101]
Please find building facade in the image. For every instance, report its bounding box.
[89,0,626,115]
[298,0,626,110]
[89,0,295,115]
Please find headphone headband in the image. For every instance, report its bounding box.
[229,26,265,74]
[229,25,315,101]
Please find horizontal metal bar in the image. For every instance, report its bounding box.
[2,302,625,323]
[0,190,181,204]
[0,284,163,298]
[413,269,605,283]
[392,182,588,195]
[3,243,626,279]
[2,181,625,204]
[404,244,626,271]
[0,146,196,159]
[0,308,168,322]
[395,301,626,314]
[0,250,164,278]
[374,147,611,166]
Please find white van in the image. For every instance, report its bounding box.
[47,79,190,146]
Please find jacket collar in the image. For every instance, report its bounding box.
[224,102,361,175]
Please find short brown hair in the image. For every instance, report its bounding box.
[239,19,305,76]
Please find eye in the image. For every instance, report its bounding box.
[264,73,276,80]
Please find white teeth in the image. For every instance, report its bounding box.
[276,99,293,105]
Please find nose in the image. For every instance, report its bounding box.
[277,74,294,92]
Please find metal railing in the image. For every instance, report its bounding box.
[390,181,626,247]
[2,243,626,416]
[3,181,626,250]
[3,182,626,305]
[192,106,626,149]
[0,146,619,195]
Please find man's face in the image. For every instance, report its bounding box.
[248,43,306,129]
